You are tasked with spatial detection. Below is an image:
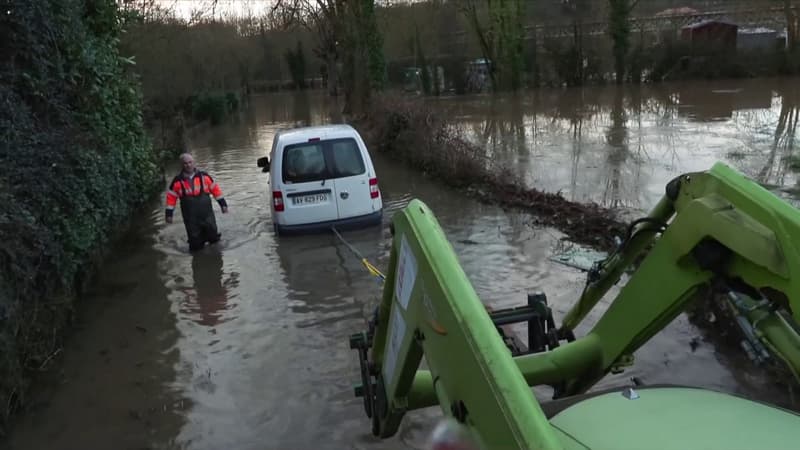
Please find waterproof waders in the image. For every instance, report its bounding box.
[181,190,221,251]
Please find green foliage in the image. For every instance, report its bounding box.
[0,0,160,429]
[362,0,387,91]
[189,93,223,125]
[183,91,241,126]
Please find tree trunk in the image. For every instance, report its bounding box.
[339,0,382,115]
[786,0,798,52]
[341,38,364,115]
[465,3,497,92]
[326,51,339,96]
[614,49,626,85]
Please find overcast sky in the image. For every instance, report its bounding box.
[158,0,409,19]
[158,0,276,20]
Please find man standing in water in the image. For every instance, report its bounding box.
[165,153,229,251]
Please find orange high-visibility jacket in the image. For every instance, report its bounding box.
[165,170,227,219]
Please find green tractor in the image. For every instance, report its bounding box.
[350,162,800,449]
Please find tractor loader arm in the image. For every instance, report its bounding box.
[349,162,800,449]
[553,162,800,395]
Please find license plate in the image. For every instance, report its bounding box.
[292,193,328,205]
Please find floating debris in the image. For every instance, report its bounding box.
[550,247,608,272]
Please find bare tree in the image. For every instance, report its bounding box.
[457,0,497,91]
[272,0,384,114]
[117,0,178,22]
[273,0,345,97]
[457,0,525,92]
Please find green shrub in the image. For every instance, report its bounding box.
[0,0,160,429]
[190,92,240,126]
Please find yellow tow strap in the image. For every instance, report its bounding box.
[331,226,386,283]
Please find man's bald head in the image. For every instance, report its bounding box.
[180,153,195,173]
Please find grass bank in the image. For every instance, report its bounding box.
[0,0,162,432]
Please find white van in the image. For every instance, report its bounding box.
[257,124,383,235]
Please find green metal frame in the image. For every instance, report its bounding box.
[349,162,800,449]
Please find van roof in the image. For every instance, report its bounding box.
[277,124,358,143]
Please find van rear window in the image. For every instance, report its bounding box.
[282,138,366,183]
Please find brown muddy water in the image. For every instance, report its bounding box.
[4,78,800,450]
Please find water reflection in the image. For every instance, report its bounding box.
[758,84,799,186]
[602,86,628,208]
[189,248,237,327]
[676,82,773,123]
[440,77,800,210]
[4,210,189,450]
[292,90,312,127]
[255,91,334,126]
[273,227,386,322]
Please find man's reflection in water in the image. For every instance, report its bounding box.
[191,248,229,327]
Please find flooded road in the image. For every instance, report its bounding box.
[5,78,800,449]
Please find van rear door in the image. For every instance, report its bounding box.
[279,140,339,224]
[328,138,374,219]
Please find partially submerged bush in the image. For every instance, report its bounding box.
[356,94,492,187]
[189,92,234,125]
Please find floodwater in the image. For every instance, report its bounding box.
[442,77,800,212]
[5,78,800,450]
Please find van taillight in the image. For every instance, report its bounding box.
[273,191,284,211]
[369,177,380,199]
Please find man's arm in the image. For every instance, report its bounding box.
[165,179,180,223]
[206,173,228,213]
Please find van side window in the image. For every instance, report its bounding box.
[282,138,366,183]
[331,140,365,177]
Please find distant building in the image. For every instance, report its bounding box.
[737,27,779,52]
[680,19,738,52]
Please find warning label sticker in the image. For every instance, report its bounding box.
[395,235,418,310]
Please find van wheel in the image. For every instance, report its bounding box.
[273,223,279,235]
